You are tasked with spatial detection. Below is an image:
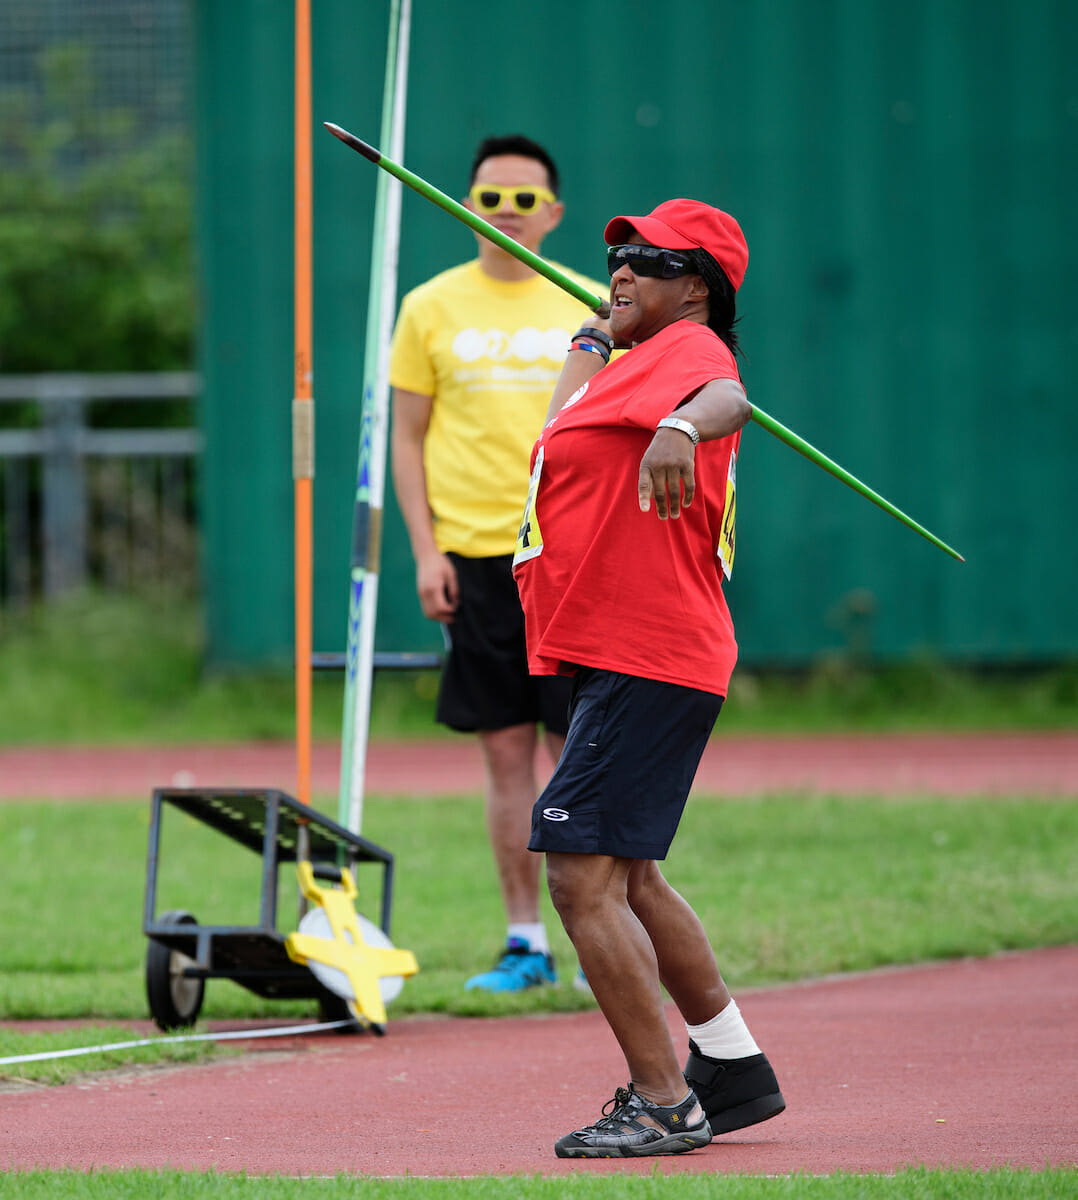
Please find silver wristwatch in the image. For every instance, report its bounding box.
[656,416,700,445]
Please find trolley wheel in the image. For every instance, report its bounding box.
[146,910,205,1031]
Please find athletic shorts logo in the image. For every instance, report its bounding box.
[542,807,570,822]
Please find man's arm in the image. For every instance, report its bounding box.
[390,387,459,622]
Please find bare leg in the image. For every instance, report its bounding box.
[545,851,687,1105]
[626,859,731,1025]
[477,723,543,924]
[542,729,565,769]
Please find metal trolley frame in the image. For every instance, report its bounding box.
[142,786,396,1030]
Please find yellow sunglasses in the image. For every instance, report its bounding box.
[468,183,556,215]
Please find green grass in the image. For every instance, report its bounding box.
[2,793,1076,1085]
[0,1168,1074,1197]
[725,656,1078,733]
[1,590,1077,745]
[0,590,437,745]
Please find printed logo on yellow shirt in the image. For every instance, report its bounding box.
[452,326,570,363]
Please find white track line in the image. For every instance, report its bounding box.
[0,1020,353,1066]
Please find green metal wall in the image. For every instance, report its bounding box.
[194,0,1077,668]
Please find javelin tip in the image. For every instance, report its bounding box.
[324,121,381,164]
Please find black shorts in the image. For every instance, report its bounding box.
[435,552,572,735]
[528,667,723,860]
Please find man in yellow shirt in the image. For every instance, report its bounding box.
[390,135,604,991]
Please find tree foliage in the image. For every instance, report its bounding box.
[0,42,194,373]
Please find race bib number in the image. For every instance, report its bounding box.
[513,445,545,566]
[717,450,737,579]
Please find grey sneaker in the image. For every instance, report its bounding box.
[554,1084,712,1158]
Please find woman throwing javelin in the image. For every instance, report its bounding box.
[513,199,785,1158]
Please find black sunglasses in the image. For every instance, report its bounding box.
[606,244,698,279]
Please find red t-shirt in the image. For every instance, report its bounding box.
[513,320,742,696]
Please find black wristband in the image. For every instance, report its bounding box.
[572,326,614,354]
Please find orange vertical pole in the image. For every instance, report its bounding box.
[293,0,313,807]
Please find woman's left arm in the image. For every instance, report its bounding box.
[638,378,751,520]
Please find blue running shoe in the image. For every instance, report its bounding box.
[465,937,557,992]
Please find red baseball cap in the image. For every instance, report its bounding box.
[604,198,748,291]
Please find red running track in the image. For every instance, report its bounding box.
[1,730,1077,800]
[2,735,1075,1176]
[2,946,1076,1175]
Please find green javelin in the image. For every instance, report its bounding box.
[325,122,964,564]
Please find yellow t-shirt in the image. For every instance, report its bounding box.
[389,259,606,557]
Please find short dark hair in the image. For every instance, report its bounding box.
[690,249,741,359]
[469,135,560,196]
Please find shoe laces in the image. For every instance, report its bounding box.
[596,1086,643,1129]
[492,941,537,972]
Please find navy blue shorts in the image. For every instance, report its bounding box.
[527,667,723,860]
[436,553,572,735]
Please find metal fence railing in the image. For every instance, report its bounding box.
[0,373,202,610]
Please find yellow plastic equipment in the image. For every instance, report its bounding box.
[285,861,418,1027]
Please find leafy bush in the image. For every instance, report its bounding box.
[0,41,194,372]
